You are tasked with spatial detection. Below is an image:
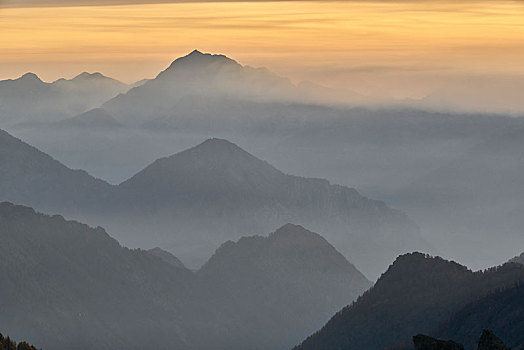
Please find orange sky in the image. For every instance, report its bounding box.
[1,0,523,97]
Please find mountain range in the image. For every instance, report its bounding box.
[0,72,129,126]
[0,128,427,278]
[0,202,370,350]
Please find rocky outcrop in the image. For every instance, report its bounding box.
[413,334,464,350]
[412,330,511,350]
[478,330,511,350]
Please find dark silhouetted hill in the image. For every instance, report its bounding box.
[435,282,524,350]
[294,253,524,350]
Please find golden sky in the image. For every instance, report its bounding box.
[1,0,523,95]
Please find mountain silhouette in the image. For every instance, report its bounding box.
[0,72,129,126]
[102,50,360,127]
[0,129,426,277]
[115,137,427,277]
[0,202,370,350]
[0,128,113,215]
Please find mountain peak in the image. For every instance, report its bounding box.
[195,138,242,152]
[17,72,43,82]
[188,49,204,56]
[160,50,240,76]
[72,72,106,80]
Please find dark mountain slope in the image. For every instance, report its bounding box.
[0,129,113,215]
[115,138,426,277]
[509,252,524,265]
[294,253,524,350]
[436,281,524,350]
[196,224,371,350]
[0,202,195,350]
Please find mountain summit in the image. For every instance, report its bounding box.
[159,50,240,77]
[102,50,300,126]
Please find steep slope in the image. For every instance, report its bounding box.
[0,202,195,350]
[0,72,129,126]
[0,128,113,215]
[196,224,371,350]
[115,138,426,277]
[0,203,371,350]
[294,253,524,350]
[435,282,524,350]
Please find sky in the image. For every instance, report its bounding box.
[1,0,524,98]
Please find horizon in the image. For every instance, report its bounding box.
[2,1,524,102]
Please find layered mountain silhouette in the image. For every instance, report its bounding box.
[0,202,370,350]
[0,72,129,126]
[114,137,427,277]
[0,129,425,277]
[294,252,524,350]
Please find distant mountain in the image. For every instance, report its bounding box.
[436,284,524,350]
[115,137,426,277]
[148,247,187,270]
[0,128,113,215]
[102,50,363,127]
[196,224,371,350]
[0,128,425,277]
[0,202,370,350]
[294,252,524,350]
[0,72,129,126]
[53,108,123,129]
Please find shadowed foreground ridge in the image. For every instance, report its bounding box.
[294,253,524,350]
[435,282,524,349]
[413,334,464,350]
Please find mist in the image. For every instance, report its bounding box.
[1,48,524,350]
